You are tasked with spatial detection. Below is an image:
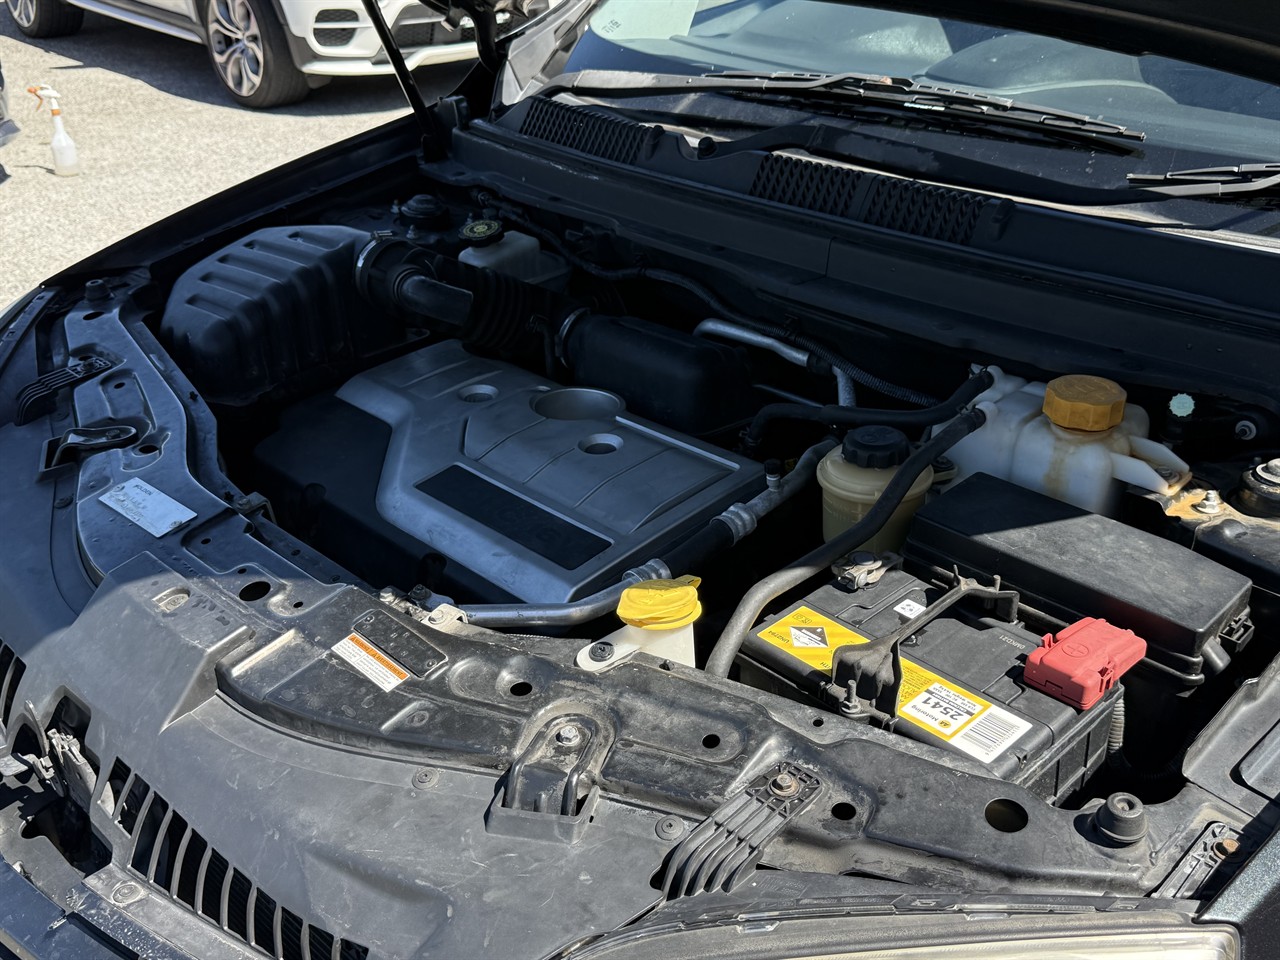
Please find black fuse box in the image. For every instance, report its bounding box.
[904,474,1253,686]
[745,569,1116,802]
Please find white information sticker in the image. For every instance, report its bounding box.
[894,598,928,620]
[99,478,196,537]
[332,633,410,693]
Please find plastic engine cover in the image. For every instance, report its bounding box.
[256,341,763,603]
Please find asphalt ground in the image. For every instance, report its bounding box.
[0,10,470,307]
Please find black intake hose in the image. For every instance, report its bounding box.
[745,368,995,449]
[704,409,988,678]
[354,234,561,352]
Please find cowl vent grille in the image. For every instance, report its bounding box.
[861,175,989,244]
[519,98,647,165]
[111,762,367,960]
[747,153,990,244]
[749,154,863,218]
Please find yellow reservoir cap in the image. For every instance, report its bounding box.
[617,576,702,630]
[1043,375,1126,431]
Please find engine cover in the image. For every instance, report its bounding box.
[255,341,763,602]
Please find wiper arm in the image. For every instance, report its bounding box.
[711,70,1145,142]
[534,69,1145,148]
[1128,163,1280,197]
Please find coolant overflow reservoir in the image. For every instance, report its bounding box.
[1008,374,1189,515]
[817,426,933,553]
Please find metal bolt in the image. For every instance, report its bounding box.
[1212,837,1242,859]
[588,641,614,663]
[378,587,397,603]
[412,768,439,788]
[768,772,801,798]
[556,724,583,746]
[427,609,448,625]
[1236,420,1259,441]
[1257,458,1280,485]
[1195,490,1224,515]
[111,882,140,904]
[656,816,685,841]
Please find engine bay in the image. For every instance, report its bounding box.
[6,128,1280,957]
[150,182,1280,823]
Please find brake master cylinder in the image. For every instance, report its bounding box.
[940,370,1189,515]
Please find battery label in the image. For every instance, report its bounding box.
[755,606,871,671]
[897,658,1031,764]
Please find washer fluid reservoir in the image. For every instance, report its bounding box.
[817,426,933,553]
[942,371,1189,515]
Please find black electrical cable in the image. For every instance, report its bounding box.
[745,367,994,448]
[704,410,987,678]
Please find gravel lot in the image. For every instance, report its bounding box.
[0,10,469,306]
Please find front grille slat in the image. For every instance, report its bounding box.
[169,824,193,898]
[115,769,369,960]
[145,806,175,883]
[193,840,215,915]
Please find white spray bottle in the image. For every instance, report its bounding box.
[27,84,80,177]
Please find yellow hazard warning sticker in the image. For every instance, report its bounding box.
[755,606,871,671]
[896,658,1032,764]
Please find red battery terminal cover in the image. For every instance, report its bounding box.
[1024,617,1147,709]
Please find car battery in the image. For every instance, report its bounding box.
[744,569,1120,802]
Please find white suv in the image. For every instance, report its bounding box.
[4,0,500,108]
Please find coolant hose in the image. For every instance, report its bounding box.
[745,368,994,448]
[459,560,672,629]
[704,410,988,678]
[663,438,838,576]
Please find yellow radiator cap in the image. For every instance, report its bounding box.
[617,576,702,630]
[1043,375,1126,431]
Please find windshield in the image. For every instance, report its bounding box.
[556,0,1280,162]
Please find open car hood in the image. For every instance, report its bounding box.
[427,0,1280,87]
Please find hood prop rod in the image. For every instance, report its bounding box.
[359,0,436,146]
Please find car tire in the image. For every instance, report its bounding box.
[202,0,310,109]
[5,0,85,38]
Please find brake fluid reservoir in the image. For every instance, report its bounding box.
[817,426,933,553]
[1009,375,1189,515]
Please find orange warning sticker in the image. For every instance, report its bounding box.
[755,605,871,671]
[332,633,410,692]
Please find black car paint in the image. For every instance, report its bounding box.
[4,2,1280,955]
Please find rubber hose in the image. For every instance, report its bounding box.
[704,410,987,678]
[746,368,994,447]
[479,196,935,406]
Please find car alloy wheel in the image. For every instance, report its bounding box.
[207,0,265,99]
[7,0,37,28]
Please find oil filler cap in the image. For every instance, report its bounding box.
[618,576,702,630]
[1043,375,1126,431]
[842,425,911,469]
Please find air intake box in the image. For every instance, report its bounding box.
[904,474,1252,684]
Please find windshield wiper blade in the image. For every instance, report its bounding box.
[534,69,1145,147]
[710,70,1146,141]
[1128,163,1280,197]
